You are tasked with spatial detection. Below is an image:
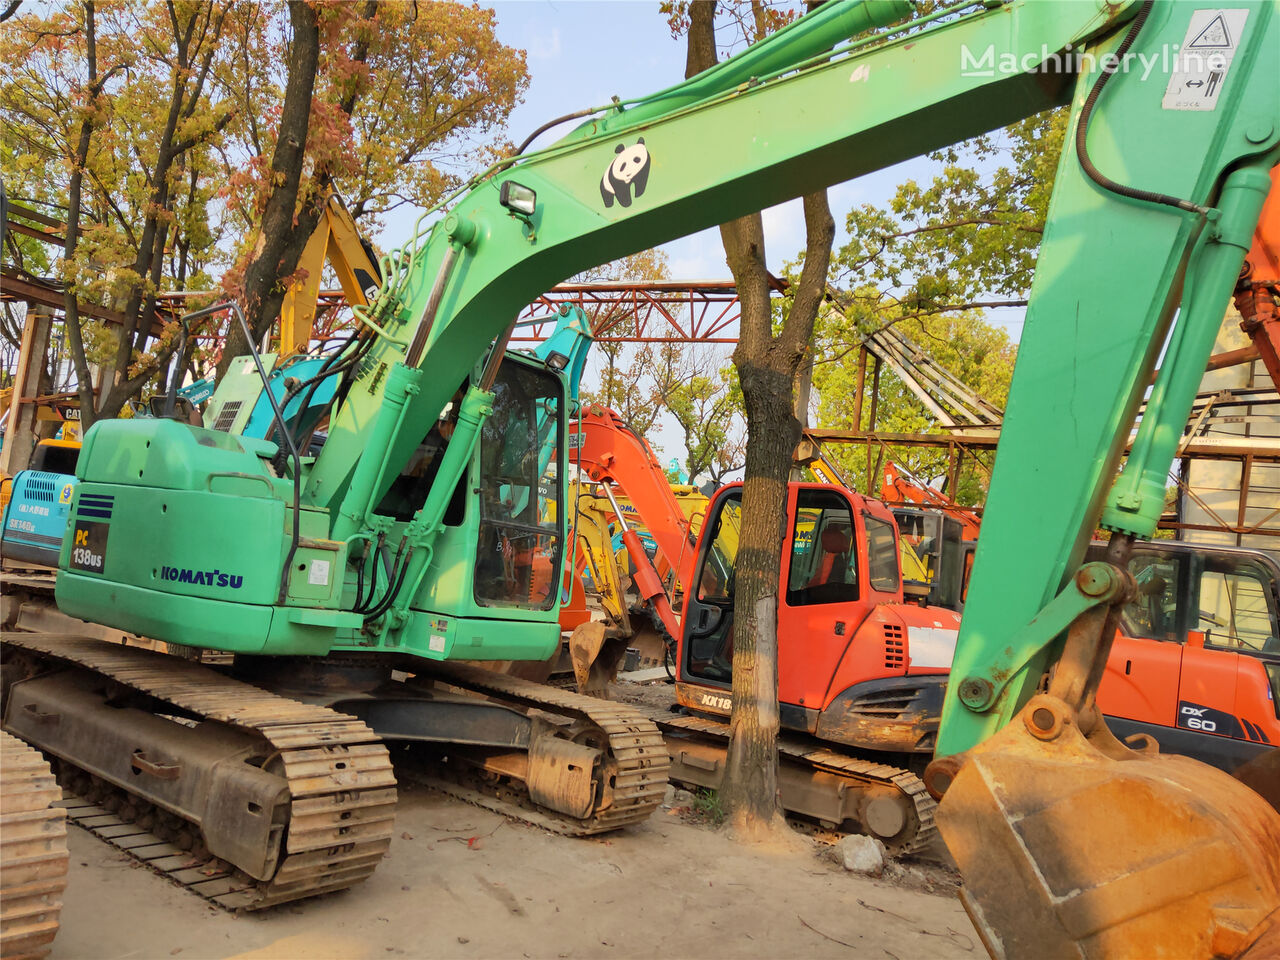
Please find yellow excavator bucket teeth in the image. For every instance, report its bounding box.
[937,695,1280,959]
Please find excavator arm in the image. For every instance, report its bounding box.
[561,407,691,690]
[1235,165,1280,386]
[880,461,982,541]
[915,2,1280,955]
[277,193,382,359]
[568,404,699,604]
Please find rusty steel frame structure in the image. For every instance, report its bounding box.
[511,280,746,344]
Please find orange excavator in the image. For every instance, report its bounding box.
[1093,540,1280,789]
[563,403,960,851]
[880,461,981,541]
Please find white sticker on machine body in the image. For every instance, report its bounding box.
[907,626,958,670]
[308,558,330,586]
[1162,9,1248,111]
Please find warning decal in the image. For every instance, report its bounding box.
[1162,9,1248,112]
[1188,13,1232,48]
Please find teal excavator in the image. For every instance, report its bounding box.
[3,1,1279,955]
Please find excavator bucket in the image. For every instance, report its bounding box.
[568,621,628,697]
[933,693,1280,959]
[567,619,671,697]
[622,621,673,672]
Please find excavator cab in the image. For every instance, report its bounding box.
[891,508,965,610]
[1088,541,1280,784]
[677,481,958,757]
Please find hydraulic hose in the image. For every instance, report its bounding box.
[1075,0,1210,216]
[362,539,412,624]
[353,540,367,611]
[515,108,602,156]
[354,532,385,614]
[269,330,374,465]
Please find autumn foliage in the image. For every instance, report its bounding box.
[1,1,528,418]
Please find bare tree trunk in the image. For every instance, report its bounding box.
[61,1,102,428]
[686,0,835,839]
[219,0,377,378]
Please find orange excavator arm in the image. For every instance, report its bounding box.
[569,405,701,603]
[561,405,700,693]
[1235,165,1280,388]
[880,461,982,541]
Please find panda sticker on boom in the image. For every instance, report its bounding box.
[600,138,651,209]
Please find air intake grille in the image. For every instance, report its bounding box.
[212,400,243,432]
[883,623,905,669]
[23,475,58,502]
[848,685,926,720]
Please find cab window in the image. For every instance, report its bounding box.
[785,490,857,606]
[696,494,741,603]
[473,361,562,610]
[1123,554,1183,642]
[864,516,900,593]
[1198,558,1279,655]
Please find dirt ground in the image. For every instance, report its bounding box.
[54,779,977,960]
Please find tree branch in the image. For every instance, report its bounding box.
[882,217,1043,241]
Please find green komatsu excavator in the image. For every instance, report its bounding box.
[3,0,1279,954]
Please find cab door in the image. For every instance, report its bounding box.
[679,487,743,690]
[1097,549,1185,728]
[776,487,872,723]
[1181,552,1280,746]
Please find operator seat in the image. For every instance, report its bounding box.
[794,524,856,604]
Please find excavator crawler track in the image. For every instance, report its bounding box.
[0,732,67,960]
[417,662,670,835]
[1,634,396,911]
[654,711,937,856]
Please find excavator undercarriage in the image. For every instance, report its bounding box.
[654,709,937,855]
[1,634,398,910]
[0,631,669,910]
